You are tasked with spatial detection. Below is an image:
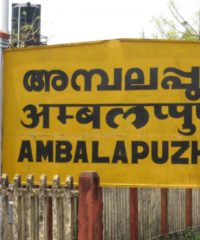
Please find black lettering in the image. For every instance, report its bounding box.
[92,141,109,163]
[125,68,158,90]
[125,68,144,90]
[21,105,50,129]
[132,141,149,163]
[71,69,108,91]
[36,141,53,162]
[98,68,122,90]
[74,141,88,163]
[151,141,169,164]
[56,141,72,163]
[76,106,100,129]
[162,67,200,100]
[191,141,200,164]
[21,105,40,128]
[171,141,189,164]
[23,70,46,92]
[106,106,149,129]
[23,70,68,92]
[169,105,195,136]
[18,140,33,162]
[57,105,74,124]
[112,141,128,163]
[106,108,124,128]
[49,70,68,91]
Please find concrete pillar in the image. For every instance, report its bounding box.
[78,172,103,240]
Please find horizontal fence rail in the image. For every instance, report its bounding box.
[0,174,78,240]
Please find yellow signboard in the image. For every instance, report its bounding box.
[3,39,200,186]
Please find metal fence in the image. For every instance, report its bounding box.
[0,174,78,240]
[1,173,200,240]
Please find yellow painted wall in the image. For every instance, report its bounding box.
[3,39,200,186]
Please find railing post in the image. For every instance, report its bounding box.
[78,172,103,240]
[0,174,9,239]
[161,188,168,236]
[12,174,22,240]
[39,174,49,240]
[52,175,63,240]
[25,174,34,240]
[185,188,192,228]
[64,175,74,240]
[130,188,138,240]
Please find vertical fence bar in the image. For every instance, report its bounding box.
[63,176,73,240]
[185,188,192,228]
[21,182,25,240]
[130,188,138,240]
[52,175,59,240]
[39,174,48,240]
[25,175,34,240]
[73,188,78,240]
[192,189,200,228]
[161,188,168,236]
[12,174,22,240]
[0,174,9,239]
[168,189,185,233]
[78,172,103,240]
[34,192,39,240]
[52,175,64,240]
[47,197,53,240]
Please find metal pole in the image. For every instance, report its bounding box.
[0,0,9,173]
